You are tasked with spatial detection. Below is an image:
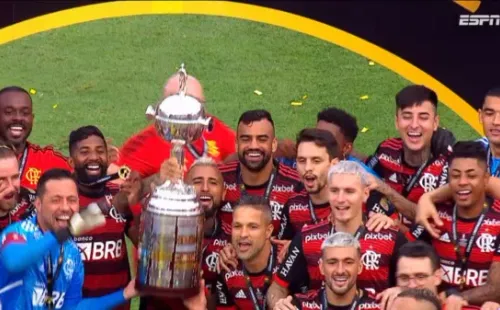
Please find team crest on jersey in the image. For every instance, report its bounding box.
[63,258,75,280]
[25,167,42,186]
[207,140,220,157]
[361,250,381,270]
[476,233,496,253]
[419,173,438,192]
[205,252,219,273]
[269,201,284,220]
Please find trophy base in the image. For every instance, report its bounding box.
[135,280,200,299]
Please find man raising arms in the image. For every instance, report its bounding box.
[0,86,71,190]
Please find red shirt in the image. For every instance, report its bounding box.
[73,185,132,310]
[294,289,380,310]
[19,142,72,191]
[0,187,36,232]
[115,115,236,178]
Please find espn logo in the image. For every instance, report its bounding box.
[459,15,500,26]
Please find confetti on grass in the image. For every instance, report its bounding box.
[360,95,369,100]
[29,88,37,95]
[368,61,375,66]
[52,104,58,109]
[361,127,369,133]
[254,90,263,96]
[291,101,303,106]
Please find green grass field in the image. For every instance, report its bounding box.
[0,14,480,309]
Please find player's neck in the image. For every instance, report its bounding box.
[333,212,363,235]
[13,141,27,156]
[457,195,487,219]
[309,184,329,205]
[204,215,216,236]
[327,285,359,306]
[403,145,431,167]
[489,141,500,158]
[240,161,274,186]
[243,240,272,273]
[0,209,8,217]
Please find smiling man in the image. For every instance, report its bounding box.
[0,86,71,190]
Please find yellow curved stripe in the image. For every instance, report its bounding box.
[454,1,481,13]
[0,1,482,135]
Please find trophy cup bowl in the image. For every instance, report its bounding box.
[136,92,211,298]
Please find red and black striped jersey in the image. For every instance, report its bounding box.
[202,215,231,291]
[215,244,280,309]
[293,288,381,310]
[278,190,331,240]
[274,221,407,295]
[366,137,449,227]
[0,187,36,233]
[73,184,132,310]
[408,201,500,291]
[218,160,301,237]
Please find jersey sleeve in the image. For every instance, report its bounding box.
[214,273,236,309]
[494,233,500,262]
[273,231,309,290]
[277,200,294,240]
[365,144,384,177]
[406,224,431,243]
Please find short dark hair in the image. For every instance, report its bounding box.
[68,125,106,155]
[237,109,274,130]
[396,241,440,271]
[448,141,487,168]
[296,128,341,160]
[317,107,359,143]
[233,195,272,224]
[485,87,500,99]
[395,85,438,111]
[0,86,32,104]
[37,169,76,198]
[0,144,17,161]
[397,288,441,310]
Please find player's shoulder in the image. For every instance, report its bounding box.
[28,142,68,162]
[294,289,321,303]
[121,124,163,148]
[377,137,404,152]
[489,199,500,214]
[218,160,239,173]
[476,136,489,148]
[277,162,300,182]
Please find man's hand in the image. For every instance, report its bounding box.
[69,203,106,236]
[183,279,207,310]
[445,295,468,310]
[123,278,140,300]
[481,301,500,310]
[106,138,121,164]
[275,139,297,159]
[216,244,238,273]
[271,237,291,264]
[416,193,443,239]
[113,170,143,216]
[376,287,403,310]
[159,157,185,185]
[366,212,394,232]
[274,296,297,310]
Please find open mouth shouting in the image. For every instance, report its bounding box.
[198,193,214,210]
[302,174,317,189]
[54,212,73,228]
[456,189,472,201]
[407,131,423,144]
[237,240,252,253]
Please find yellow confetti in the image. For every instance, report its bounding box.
[360,95,369,100]
[302,94,308,100]
[368,61,375,66]
[29,88,37,95]
[361,127,369,133]
[254,90,263,96]
[291,101,303,106]
[52,104,58,109]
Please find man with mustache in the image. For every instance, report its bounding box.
[408,141,500,308]
[273,232,380,310]
[68,125,142,310]
[365,85,451,227]
[0,86,71,191]
[0,145,36,232]
[0,168,138,309]
[267,161,408,309]
[215,196,280,309]
[218,109,301,237]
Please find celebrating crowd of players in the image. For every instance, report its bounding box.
[0,71,500,310]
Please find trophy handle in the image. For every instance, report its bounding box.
[171,139,186,178]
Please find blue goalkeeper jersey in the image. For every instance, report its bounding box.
[0,216,84,310]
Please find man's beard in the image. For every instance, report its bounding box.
[74,163,107,186]
[238,150,272,172]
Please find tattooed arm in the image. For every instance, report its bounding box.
[371,177,417,221]
[460,262,500,304]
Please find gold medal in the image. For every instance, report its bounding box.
[118,166,131,180]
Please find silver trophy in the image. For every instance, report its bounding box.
[136,64,212,298]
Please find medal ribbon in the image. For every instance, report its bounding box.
[237,163,278,202]
[309,200,318,224]
[402,157,432,197]
[18,146,28,176]
[242,245,275,310]
[450,204,488,290]
[44,245,65,309]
